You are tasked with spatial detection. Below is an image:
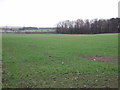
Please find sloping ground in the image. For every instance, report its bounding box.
[2,34,118,88]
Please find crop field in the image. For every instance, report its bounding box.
[2,33,119,88]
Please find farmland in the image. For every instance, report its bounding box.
[2,33,118,88]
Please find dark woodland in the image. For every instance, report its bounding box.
[56,18,120,34]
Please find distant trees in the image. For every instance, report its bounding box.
[20,27,38,30]
[56,18,120,34]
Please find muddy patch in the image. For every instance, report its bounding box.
[81,56,118,62]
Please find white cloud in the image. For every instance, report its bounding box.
[0,0,119,27]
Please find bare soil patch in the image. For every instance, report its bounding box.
[81,56,118,62]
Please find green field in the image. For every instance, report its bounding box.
[2,33,118,88]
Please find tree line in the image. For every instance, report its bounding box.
[56,18,120,34]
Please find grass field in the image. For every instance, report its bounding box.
[2,33,118,88]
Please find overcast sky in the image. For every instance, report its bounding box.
[0,0,119,27]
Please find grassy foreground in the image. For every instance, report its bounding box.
[2,33,118,88]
